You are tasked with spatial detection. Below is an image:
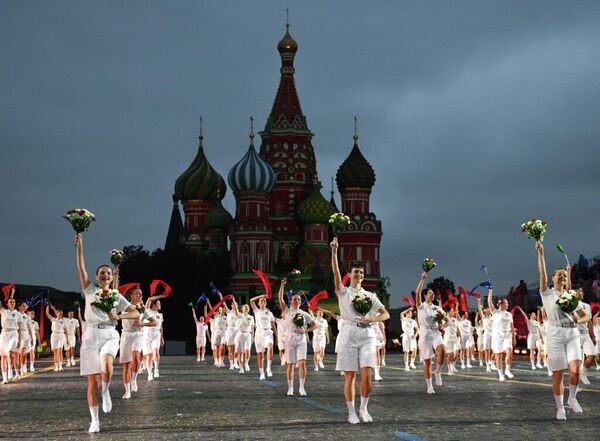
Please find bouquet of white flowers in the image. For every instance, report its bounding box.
[328,212,351,236]
[352,292,373,316]
[422,258,437,273]
[556,290,579,313]
[292,312,305,327]
[63,209,96,233]
[521,218,547,241]
[289,268,301,283]
[110,249,124,266]
[91,289,119,314]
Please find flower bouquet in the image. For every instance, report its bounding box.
[91,289,119,314]
[63,209,96,233]
[521,218,547,241]
[328,212,351,236]
[188,302,194,308]
[422,258,437,273]
[292,312,305,327]
[110,249,124,266]
[432,310,445,324]
[289,268,302,283]
[135,303,146,315]
[352,292,373,316]
[556,290,579,313]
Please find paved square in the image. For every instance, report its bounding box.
[1,354,598,440]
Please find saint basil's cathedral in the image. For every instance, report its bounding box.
[165,23,386,305]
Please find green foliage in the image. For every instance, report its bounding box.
[426,276,456,295]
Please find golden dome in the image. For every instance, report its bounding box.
[277,24,298,54]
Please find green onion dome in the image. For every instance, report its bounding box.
[175,134,226,201]
[298,181,335,224]
[204,198,233,229]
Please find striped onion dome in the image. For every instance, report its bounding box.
[175,132,226,201]
[228,129,274,194]
[298,181,335,224]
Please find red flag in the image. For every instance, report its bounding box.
[252,269,272,299]
[459,287,468,313]
[509,306,518,315]
[2,283,15,302]
[308,290,328,311]
[150,279,172,298]
[402,296,414,308]
[341,273,351,286]
[471,292,481,299]
[205,294,234,322]
[590,302,600,312]
[118,282,140,296]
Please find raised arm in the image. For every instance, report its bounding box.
[277,279,288,314]
[231,297,239,315]
[320,308,336,320]
[400,308,413,319]
[75,233,91,290]
[192,306,198,323]
[515,306,528,321]
[113,267,120,290]
[414,272,427,308]
[250,294,265,313]
[330,238,342,293]
[536,241,547,294]
[45,304,55,322]
[487,288,496,312]
[144,294,164,309]
[77,306,84,324]
[565,265,572,291]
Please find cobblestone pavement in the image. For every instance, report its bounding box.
[1,354,598,440]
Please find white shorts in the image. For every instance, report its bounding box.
[143,332,161,355]
[596,339,600,355]
[31,337,37,351]
[402,334,416,353]
[234,331,252,353]
[255,331,274,353]
[0,330,19,355]
[226,329,237,346]
[483,333,492,351]
[312,334,326,352]
[545,325,581,371]
[492,333,513,354]
[461,336,473,349]
[419,331,444,361]
[285,333,308,364]
[444,338,459,354]
[51,332,65,350]
[580,333,595,358]
[335,324,377,372]
[19,335,32,350]
[476,335,484,351]
[527,334,542,350]
[212,331,226,347]
[119,331,144,363]
[65,334,77,350]
[196,335,207,347]
[80,326,120,376]
[277,332,285,351]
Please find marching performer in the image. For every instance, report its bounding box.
[487,288,516,381]
[27,310,41,372]
[18,302,33,375]
[573,287,595,385]
[400,308,418,371]
[535,240,588,419]
[46,304,68,371]
[224,298,240,370]
[143,296,164,380]
[250,294,276,379]
[515,306,543,370]
[310,309,330,372]
[458,312,474,369]
[474,311,485,366]
[444,309,460,374]
[64,310,81,367]
[1,290,21,383]
[331,237,389,423]
[192,305,210,362]
[233,302,254,374]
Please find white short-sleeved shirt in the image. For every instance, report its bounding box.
[284,308,314,333]
[65,318,80,335]
[19,313,32,334]
[254,309,274,331]
[526,319,541,336]
[122,304,151,332]
[417,302,444,331]
[491,310,513,334]
[445,318,459,340]
[337,286,384,323]
[51,317,66,333]
[275,317,287,336]
[312,317,328,336]
[475,324,484,337]
[401,317,418,336]
[31,320,39,336]
[196,322,208,337]
[458,319,472,337]
[144,310,163,335]
[226,311,239,330]
[482,316,493,333]
[83,284,131,325]
[541,288,583,327]
[237,314,254,333]
[1,309,22,330]
[577,302,591,334]
[216,314,227,332]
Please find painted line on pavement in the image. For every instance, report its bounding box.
[257,377,343,415]
[392,431,426,441]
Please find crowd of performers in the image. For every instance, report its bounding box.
[1,237,600,431]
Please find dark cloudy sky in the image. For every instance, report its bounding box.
[2,1,599,307]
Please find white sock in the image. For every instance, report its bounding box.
[299,378,305,389]
[568,384,577,401]
[267,360,272,370]
[259,368,264,375]
[132,372,138,383]
[346,401,356,414]
[506,364,511,370]
[124,383,131,394]
[554,394,564,409]
[288,378,294,389]
[426,378,432,388]
[360,396,369,412]
[101,381,110,394]
[581,366,588,375]
[89,405,99,423]
[374,365,380,377]
[154,360,159,369]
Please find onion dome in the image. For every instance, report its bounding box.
[205,193,233,229]
[298,181,335,224]
[228,119,275,194]
[277,23,298,54]
[175,119,226,201]
[336,118,375,190]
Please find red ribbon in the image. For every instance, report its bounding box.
[443,292,458,309]
[341,273,351,286]
[118,282,140,296]
[205,294,234,322]
[434,289,442,304]
[2,283,15,302]
[459,287,468,313]
[252,269,272,299]
[402,296,414,308]
[471,292,481,299]
[509,306,518,315]
[589,302,600,312]
[150,279,172,298]
[307,290,328,312]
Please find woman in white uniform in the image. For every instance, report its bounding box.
[535,240,588,420]
[593,310,600,368]
[192,304,210,362]
[46,304,68,371]
[414,271,446,394]
[400,308,418,371]
[27,310,41,372]
[64,310,80,367]
[18,302,33,375]
[1,293,21,383]
[573,287,595,385]
[277,278,317,397]
[474,311,485,366]
[233,303,254,374]
[515,307,543,370]
[250,294,276,379]
[224,299,240,370]
[444,309,460,374]
[458,312,474,369]
[120,286,156,398]
[310,309,330,372]
[143,298,164,380]
[274,317,287,365]
[477,298,494,372]
[488,289,516,382]
[75,233,139,432]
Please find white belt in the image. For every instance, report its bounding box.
[349,322,372,329]
[90,323,115,329]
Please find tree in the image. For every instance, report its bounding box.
[426,276,456,299]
